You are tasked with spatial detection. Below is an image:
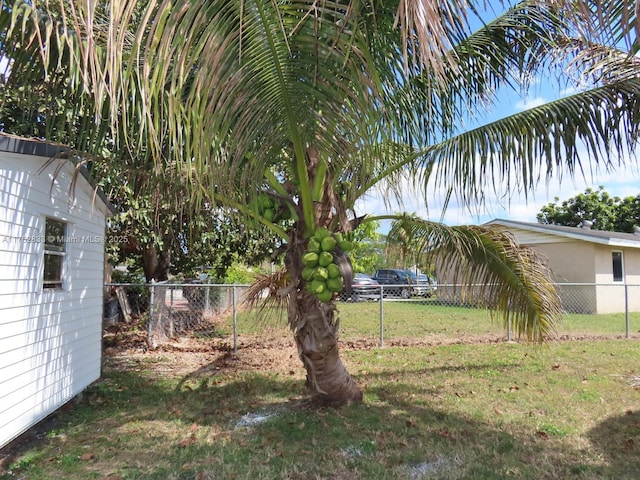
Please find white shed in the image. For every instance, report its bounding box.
[0,133,111,448]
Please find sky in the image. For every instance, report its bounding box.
[355,3,640,232]
[357,84,640,229]
[358,158,640,232]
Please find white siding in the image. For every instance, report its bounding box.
[0,153,107,448]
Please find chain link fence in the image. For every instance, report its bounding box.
[104,282,251,348]
[104,282,640,348]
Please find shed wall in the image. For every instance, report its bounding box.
[0,154,106,448]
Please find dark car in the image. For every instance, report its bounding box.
[371,269,416,298]
[341,273,380,301]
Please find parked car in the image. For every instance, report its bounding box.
[371,269,416,298]
[416,273,437,297]
[341,273,380,301]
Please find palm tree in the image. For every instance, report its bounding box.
[2,0,640,405]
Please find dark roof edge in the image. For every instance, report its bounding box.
[0,132,68,157]
[74,163,117,216]
[0,132,116,215]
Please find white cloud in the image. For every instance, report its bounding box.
[356,157,640,233]
[515,96,546,110]
[560,86,580,96]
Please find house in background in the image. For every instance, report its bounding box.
[0,133,111,448]
[484,219,640,314]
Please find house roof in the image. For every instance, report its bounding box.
[486,218,640,249]
[0,132,115,214]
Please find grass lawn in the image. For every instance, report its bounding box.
[230,300,640,344]
[1,326,639,479]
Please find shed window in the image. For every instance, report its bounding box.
[612,251,623,282]
[43,218,66,289]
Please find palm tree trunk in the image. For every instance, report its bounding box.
[282,219,362,406]
[291,290,363,406]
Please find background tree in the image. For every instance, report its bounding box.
[3,0,640,405]
[614,194,640,232]
[348,221,384,274]
[537,186,640,232]
[0,4,279,284]
[537,186,620,230]
[98,157,279,282]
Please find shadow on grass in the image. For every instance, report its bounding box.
[587,409,640,477]
[3,359,640,479]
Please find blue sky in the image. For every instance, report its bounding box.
[357,2,640,232]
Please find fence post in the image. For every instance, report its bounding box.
[148,281,155,344]
[204,280,211,314]
[625,283,630,339]
[379,285,384,347]
[232,285,238,352]
[168,286,174,338]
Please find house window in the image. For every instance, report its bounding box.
[43,218,66,289]
[612,251,623,282]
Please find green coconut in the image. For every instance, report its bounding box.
[301,266,315,281]
[338,240,353,252]
[313,227,331,242]
[310,279,326,294]
[316,289,333,303]
[307,238,321,253]
[318,251,334,267]
[327,263,341,278]
[320,235,337,252]
[313,266,329,281]
[327,276,344,292]
[302,252,319,267]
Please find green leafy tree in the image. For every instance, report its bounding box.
[615,195,640,233]
[3,0,640,405]
[99,158,279,282]
[348,221,383,274]
[537,186,620,230]
[537,186,640,233]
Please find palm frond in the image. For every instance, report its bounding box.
[377,0,570,148]
[243,268,291,313]
[409,77,640,210]
[559,35,640,86]
[393,0,471,80]
[553,0,638,51]
[388,216,561,342]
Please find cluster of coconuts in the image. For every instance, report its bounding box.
[254,194,291,223]
[301,227,353,303]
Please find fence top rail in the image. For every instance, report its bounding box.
[436,282,640,287]
[105,282,253,288]
[105,282,640,288]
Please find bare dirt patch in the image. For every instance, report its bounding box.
[102,326,640,379]
[104,328,303,379]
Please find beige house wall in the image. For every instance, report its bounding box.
[435,229,640,314]
[529,242,597,313]
[528,241,640,314]
[593,247,640,313]
[528,241,596,283]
